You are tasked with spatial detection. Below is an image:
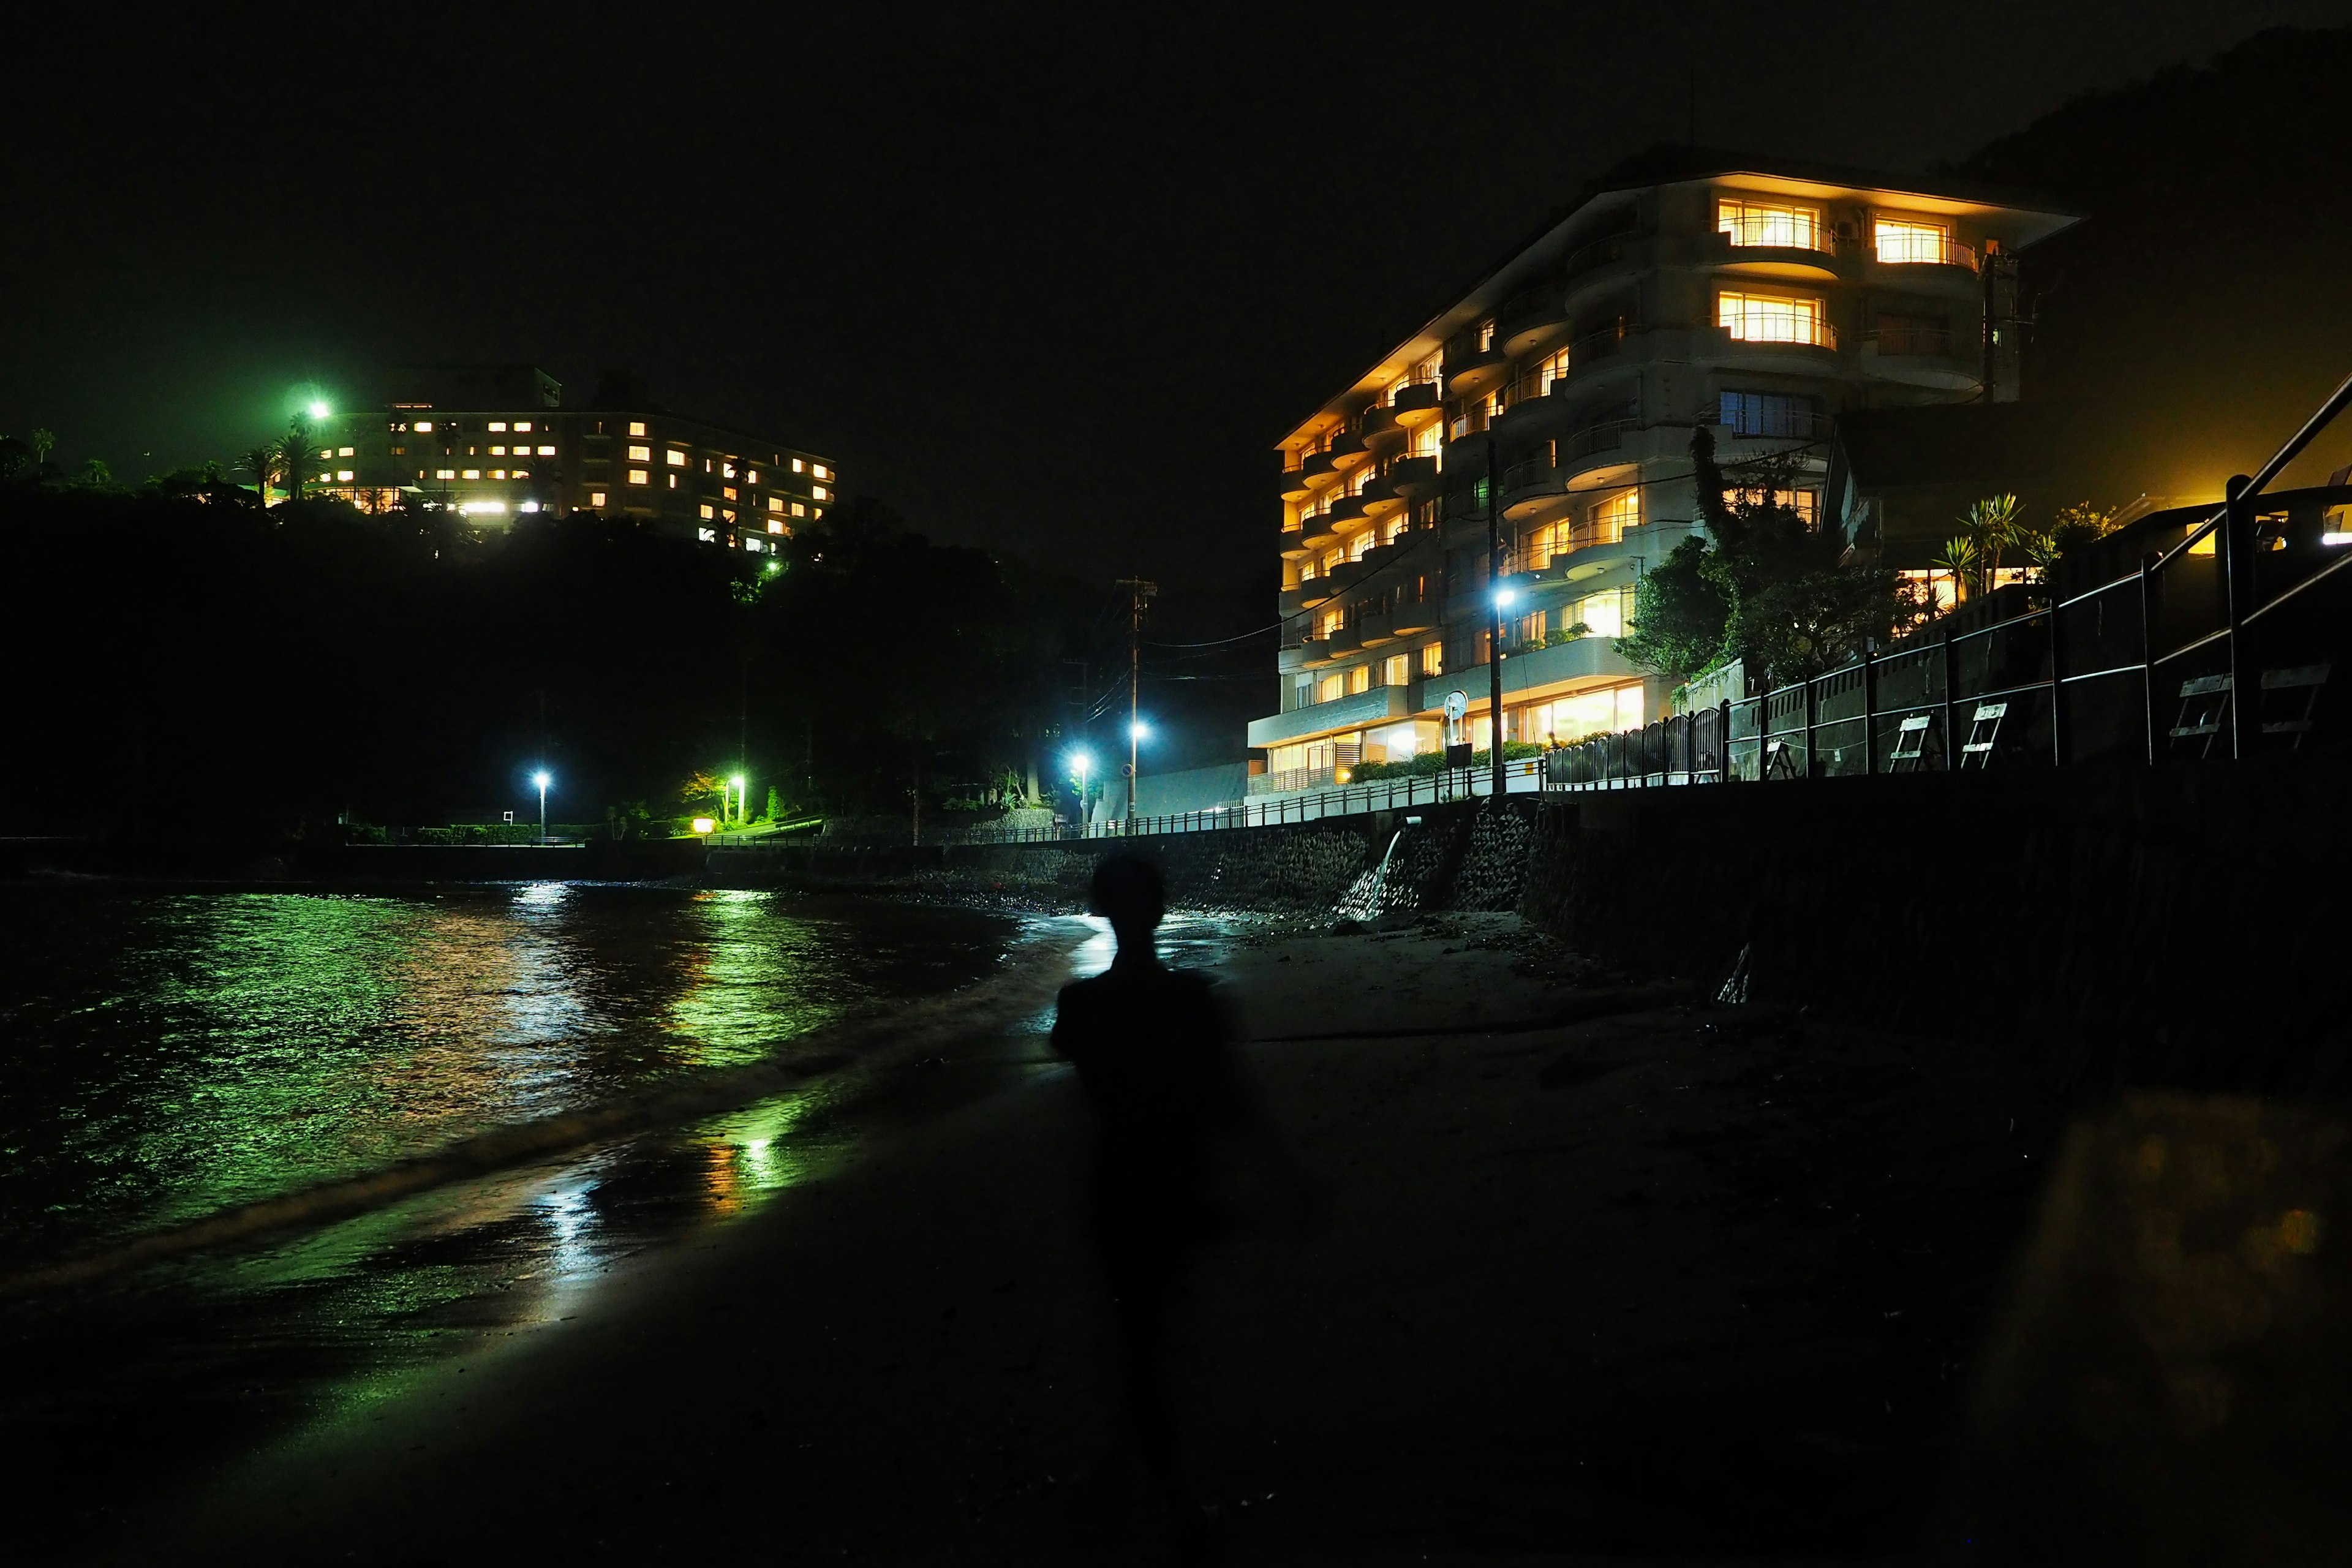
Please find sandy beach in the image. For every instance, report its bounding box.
[96,911,2062,1565]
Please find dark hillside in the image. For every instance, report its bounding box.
[1961,25,2352,500]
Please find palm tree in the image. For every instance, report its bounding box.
[278,420,316,503]
[239,443,281,506]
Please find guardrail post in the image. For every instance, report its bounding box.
[1940,628,1958,772]
[1862,645,1878,775]
[2139,554,2160,765]
[1803,676,1818,779]
[2223,474,2255,761]
[2046,597,2066,765]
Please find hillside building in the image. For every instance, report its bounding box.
[1251,153,2075,789]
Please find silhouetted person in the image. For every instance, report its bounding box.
[1052,856,1248,1555]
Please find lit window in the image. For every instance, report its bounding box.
[1349,665,1373,695]
[792,502,807,517]
[628,421,647,437]
[627,469,649,486]
[791,458,805,473]
[488,421,508,432]
[812,507,824,519]
[511,469,529,479]
[722,462,736,478]
[666,449,686,467]
[1476,320,1496,352]
[490,445,507,456]
[513,421,532,433]
[1718,291,1831,347]
[436,468,456,479]
[1382,654,1410,685]
[667,474,679,489]
[767,519,785,535]
[628,444,652,461]
[338,446,355,457]
[723,486,738,502]
[488,469,505,480]
[812,484,830,501]
[744,538,763,553]
[813,464,831,481]
[1317,673,1344,703]
[700,503,715,519]
[590,489,608,507]
[414,420,434,432]
[1718,198,1822,250]
[698,526,717,542]
[1896,568,1959,614]
[1594,489,1640,537]
[535,445,556,456]
[767,496,784,513]
[746,469,759,484]
[1875,216,1953,265]
[1421,642,1443,676]
[462,469,481,479]
[1575,587,1627,638]
[336,469,354,481]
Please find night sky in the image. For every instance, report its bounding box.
[6,2,2343,662]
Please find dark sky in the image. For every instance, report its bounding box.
[5,0,2343,655]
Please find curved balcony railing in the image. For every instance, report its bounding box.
[1873,323,1959,358]
[1875,235,1979,271]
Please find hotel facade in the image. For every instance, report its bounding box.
[1250,157,2073,790]
[311,364,836,557]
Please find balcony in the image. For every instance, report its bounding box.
[1558,319,1643,382]
[1280,580,1333,616]
[1444,345,1508,398]
[1872,235,1979,273]
[1247,683,1413,749]
[1718,319,1839,369]
[1859,324,1977,391]
[1327,432,1371,476]
[1389,381,1443,428]
[1278,464,1316,501]
[1499,458,1572,523]
[1360,405,1406,448]
[1327,558,1368,592]
[1327,624,1365,655]
[1390,595,1438,635]
[1298,451,1341,491]
[1386,453,1441,500]
[1495,634,1643,696]
[1499,287,1569,356]
[1357,610,1395,646]
[1359,475,1404,520]
[1709,226,1842,281]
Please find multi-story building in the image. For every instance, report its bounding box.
[311,364,836,557]
[1250,155,2075,788]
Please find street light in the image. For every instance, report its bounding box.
[729,774,745,829]
[307,399,331,421]
[532,770,551,843]
[1493,584,1519,609]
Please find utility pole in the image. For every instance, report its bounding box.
[1485,433,1506,801]
[1114,576,1157,831]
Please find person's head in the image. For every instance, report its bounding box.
[1089,854,1165,953]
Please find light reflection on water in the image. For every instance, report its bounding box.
[0,884,1015,1261]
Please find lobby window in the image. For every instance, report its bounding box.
[1420,641,1443,676]
[1719,291,1831,347]
[628,421,648,437]
[1382,653,1410,685]
[590,489,608,508]
[666,448,687,467]
[1349,665,1373,695]
[628,444,651,462]
[627,469,649,485]
[1875,216,1952,265]
[1717,197,1822,251]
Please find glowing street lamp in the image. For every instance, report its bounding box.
[532,770,551,843]
[729,774,745,828]
[1492,584,1519,609]
[307,399,331,422]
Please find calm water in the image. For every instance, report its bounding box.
[0,883,1020,1261]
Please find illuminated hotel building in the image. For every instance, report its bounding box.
[312,364,835,556]
[1251,156,2074,789]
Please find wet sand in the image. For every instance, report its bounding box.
[102,913,2060,1565]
